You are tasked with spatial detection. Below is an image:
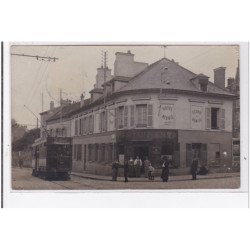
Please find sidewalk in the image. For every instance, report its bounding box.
[71,171,240,182]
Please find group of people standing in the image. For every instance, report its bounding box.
[111,156,172,182]
[112,154,203,182]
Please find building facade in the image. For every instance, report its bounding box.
[41,51,236,175]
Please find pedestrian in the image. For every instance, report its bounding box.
[161,156,169,182]
[111,159,120,181]
[191,155,199,180]
[144,157,151,178]
[148,163,155,180]
[124,160,129,182]
[134,156,142,177]
[128,157,134,177]
[18,158,23,169]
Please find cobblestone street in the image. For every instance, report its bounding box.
[12,167,240,190]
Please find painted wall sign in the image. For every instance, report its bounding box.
[159,104,174,126]
[191,105,203,129]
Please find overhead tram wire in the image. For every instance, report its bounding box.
[11,53,58,61]
[27,46,58,106]
[23,104,49,136]
[26,46,50,101]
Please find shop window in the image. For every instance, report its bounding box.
[88,144,92,161]
[76,144,82,161]
[107,144,113,162]
[100,144,106,162]
[73,144,77,160]
[94,144,99,161]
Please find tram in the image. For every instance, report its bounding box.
[31,136,72,180]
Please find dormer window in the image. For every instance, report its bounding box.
[161,67,170,84]
[199,78,208,92]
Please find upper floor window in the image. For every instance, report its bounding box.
[135,104,153,128]
[100,111,107,132]
[75,119,79,136]
[206,107,225,130]
[118,106,124,129]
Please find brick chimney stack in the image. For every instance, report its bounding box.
[214,67,226,88]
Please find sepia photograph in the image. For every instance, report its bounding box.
[11,44,240,190]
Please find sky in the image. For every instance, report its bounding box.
[11,44,239,129]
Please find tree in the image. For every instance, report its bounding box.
[12,127,40,152]
[11,119,27,142]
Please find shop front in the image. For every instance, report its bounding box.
[116,129,179,170]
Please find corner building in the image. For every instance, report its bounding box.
[44,51,236,175]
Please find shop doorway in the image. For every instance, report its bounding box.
[186,143,207,167]
[133,146,149,161]
[133,146,149,175]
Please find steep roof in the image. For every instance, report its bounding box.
[47,101,80,122]
[116,58,234,96]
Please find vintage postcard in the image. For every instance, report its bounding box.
[10,44,242,190]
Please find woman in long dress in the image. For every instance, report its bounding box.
[161,157,169,182]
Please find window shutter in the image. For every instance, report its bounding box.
[115,108,118,130]
[79,119,82,135]
[99,113,102,132]
[91,115,94,133]
[205,107,211,129]
[147,104,153,127]
[220,108,225,130]
[130,105,135,127]
[105,111,108,131]
[124,106,128,128]
[75,120,77,136]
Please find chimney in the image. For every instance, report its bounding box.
[50,101,54,110]
[94,66,112,89]
[214,67,226,88]
[114,50,148,78]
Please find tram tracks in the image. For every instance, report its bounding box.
[47,178,96,190]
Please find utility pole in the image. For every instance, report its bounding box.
[162,45,167,58]
[41,92,44,112]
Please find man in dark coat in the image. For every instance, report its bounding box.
[191,156,199,180]
[111,159,120,181]
[161,157,169,182]
[124,160,129,182]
